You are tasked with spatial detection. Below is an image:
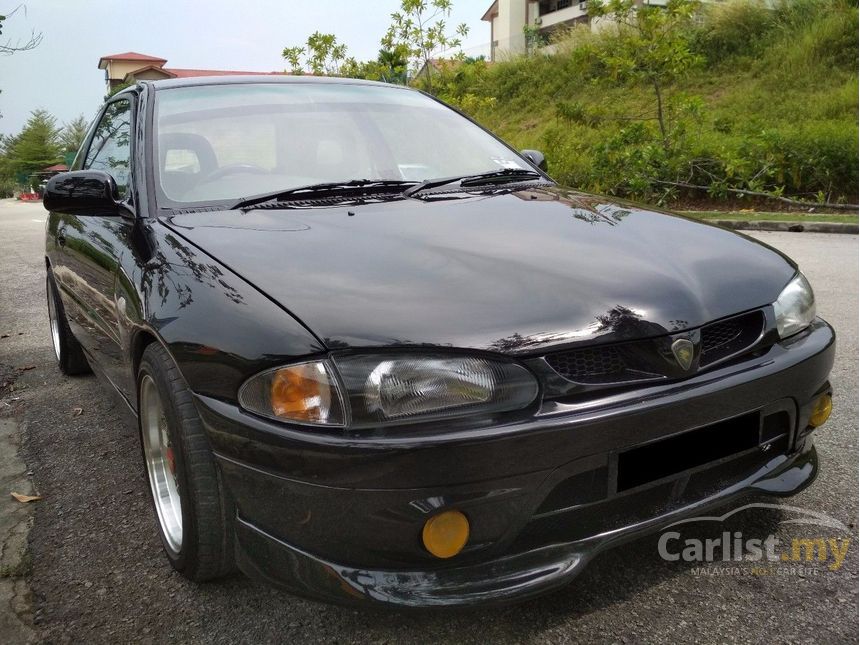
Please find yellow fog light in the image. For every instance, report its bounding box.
[422,510,470,559]
[809,394,832,428]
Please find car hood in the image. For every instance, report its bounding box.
[162,187,796,355]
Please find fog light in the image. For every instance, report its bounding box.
[422,510,469,559]
[809,394,832,428]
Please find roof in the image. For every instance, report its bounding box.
[42,164,68,172]
[144,74,400,90]
[416,58,467,77]
[163,68,286,78]
[121,64,175,82]
[481,1,498,21]
[415,59,441,78]
[98,51,167,69]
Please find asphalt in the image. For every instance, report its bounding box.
[0,198,857,644]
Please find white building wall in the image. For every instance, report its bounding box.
[499,0,527,56]
[527,1,540,24]
[490,0,675,59]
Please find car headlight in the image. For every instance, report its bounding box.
[238,354,539,428]
[773,272,816,339]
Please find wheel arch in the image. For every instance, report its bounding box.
[136,221,326,404]
[132,328,160,383]
[129,327,180,413]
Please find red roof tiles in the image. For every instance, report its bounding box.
[163,68,285,78]
[101,52,287,80]
[98,52,168,68]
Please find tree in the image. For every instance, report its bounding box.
[106,80,133,100]
[283,32,349,75]
[0,4,42,55]
[414,56,496,113]
[376,45,410,84]
[5,109,61,177]
[60,115,89,156]
[340,46,411,84]
[588,0,703,148]
[383,0,469,92]
[0,131,16,181]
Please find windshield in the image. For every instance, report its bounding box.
[153,82,534,206]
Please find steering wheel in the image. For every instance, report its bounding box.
[204,164,269,181]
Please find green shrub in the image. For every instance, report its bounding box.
[692,1,774,63]
[423,0,858,204]
[0,178,20,198]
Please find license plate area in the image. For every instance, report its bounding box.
[617,412,762,492]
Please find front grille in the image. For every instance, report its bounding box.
[544,345,627,382]
[511,449,772,551]
[700,311,764,366]
[536,467,609,514]
[544,310,767,385]
[702,319,742,353]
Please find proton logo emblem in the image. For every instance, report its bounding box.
[671,338,695,370]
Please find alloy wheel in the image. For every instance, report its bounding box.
[47,281,61,361]
[139,374,183,554]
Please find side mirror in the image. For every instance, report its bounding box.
[43,170,122,216]
[520,149,547,172]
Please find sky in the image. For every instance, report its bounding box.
[0,0,491,137]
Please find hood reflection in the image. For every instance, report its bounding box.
[487,305,690,354]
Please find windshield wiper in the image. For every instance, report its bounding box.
[402,168,543,198]
[231,179,419,210]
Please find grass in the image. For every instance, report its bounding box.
[683,211,858,224]
[438,0,859,206]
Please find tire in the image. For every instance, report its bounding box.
[46,270,91,375]
[137,342,234,581]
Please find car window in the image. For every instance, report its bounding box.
[85,99,132,196]
[154,84,531,205]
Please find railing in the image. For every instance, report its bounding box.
[441,31,572,63]
[537,3,589,29]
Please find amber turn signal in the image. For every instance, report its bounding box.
[422,510,470,559]
[270,363,333,422]
[808,394,832,428]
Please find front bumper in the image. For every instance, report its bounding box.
[233,441,817,607]
[194,319,835,607]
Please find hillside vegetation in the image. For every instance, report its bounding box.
[426,0,858,207]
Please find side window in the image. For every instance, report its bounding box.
[84,99,132,197]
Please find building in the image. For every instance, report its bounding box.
[481,0,668,60]
[97,52,285,92]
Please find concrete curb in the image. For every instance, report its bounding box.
[0,418,36,644]
[710,220,859,234]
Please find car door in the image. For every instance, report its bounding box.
[48,96,137,400]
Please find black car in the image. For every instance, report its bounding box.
[43,76,835,608]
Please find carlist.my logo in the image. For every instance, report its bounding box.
[657,503,852,576]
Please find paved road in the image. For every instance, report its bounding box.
[0,199,857,644]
